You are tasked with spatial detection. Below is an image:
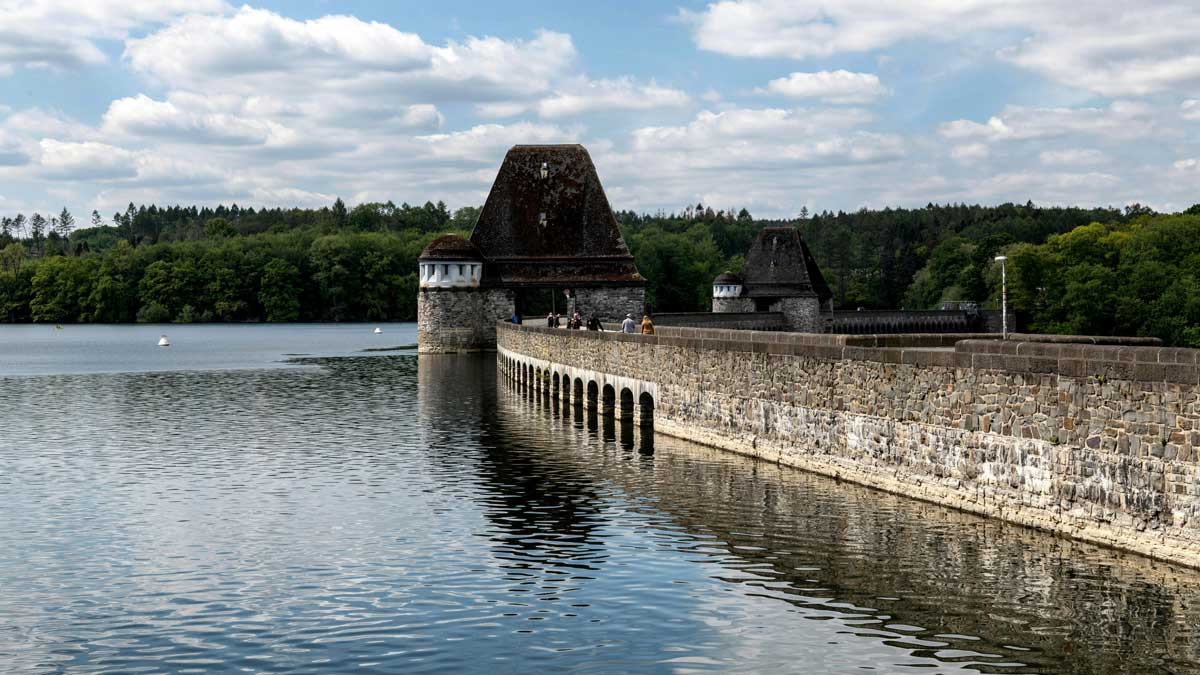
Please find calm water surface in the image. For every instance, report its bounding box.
[1,324,1199,674]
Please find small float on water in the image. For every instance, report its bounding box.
[373,327,382,334]
[158,335,170,347]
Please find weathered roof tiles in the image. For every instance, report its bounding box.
[740,226,832,302]
[468,144,643,287]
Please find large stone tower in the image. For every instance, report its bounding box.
[711,227,833,332]
[417,144,644,353]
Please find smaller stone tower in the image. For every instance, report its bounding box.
[711,227,833,332]
[417,234,513,353]
[711,271,750,312]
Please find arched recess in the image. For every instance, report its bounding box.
[619,387,634,422]
[638,392,654,426]
[552,372,560,398]
[601,384,616,416]
[587,380,599,410]
[573,378,584,405]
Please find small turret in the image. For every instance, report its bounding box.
[418,234,506,354]
[712,271,744,299]
[418,234,483,289]
[712,270,752,313]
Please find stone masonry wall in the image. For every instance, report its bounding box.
[417,288,513,353]
[496,323,1200,568]
[573,286,645,322]
[774,296,824,332]
[712,297,755,313]
[654,311,786,331]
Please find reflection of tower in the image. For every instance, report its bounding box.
[417,234,514,353]
[417,354,606,575]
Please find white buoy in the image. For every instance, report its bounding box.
[158,335,170,347]
[373,327,382,334]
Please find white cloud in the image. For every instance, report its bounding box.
[417,122,579,162]
[939,102,1154,142]
[758,70,887,104]
[1183,100,1200,121]
[537,77,690,118]
[1173,158,1199,170]
[1039,149,1107,166]
[124,7,575,102]
[951,143,990,162]
[38,139,139,180]
[974,170,1121,197]
[0,0,227,74]
[124,8,432,85]
[474,102,529,119]
[247,186,335,207]
[102,94,275,145]
[682,0,1200,96]
[624,107,903,182]
[0,131,29,166]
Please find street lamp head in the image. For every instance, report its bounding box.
[994,255,1007,262]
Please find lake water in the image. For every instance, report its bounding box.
[1,324,1199,674]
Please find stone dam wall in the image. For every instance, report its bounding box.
[495,322,1200,568]
[652,311,787,331]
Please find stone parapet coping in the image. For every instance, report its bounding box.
[496,322,1196,385]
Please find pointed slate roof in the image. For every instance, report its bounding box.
[741,227,832,303]
[469,145,643,286]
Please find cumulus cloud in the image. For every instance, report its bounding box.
[951,143,990,162]
[758,70,888,104]
[537,77,690,118]
[682,0,1200,96]
[38,139,139,180]
[0,0,226,74]
[939,102,1154,142]
[417,122,579,162]
[627,107,902,172]
[102,94,276,145]
[0,131,29,166]
[1039,149,1107,166]
[124,7,575,101]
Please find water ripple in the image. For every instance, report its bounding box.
[0,345,1198,673]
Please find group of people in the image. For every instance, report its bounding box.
[510,309,654,334]
[620,313,655,335]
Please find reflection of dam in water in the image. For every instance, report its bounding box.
[470,353,1200,674]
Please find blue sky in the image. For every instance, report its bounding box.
[1,1,1198,220]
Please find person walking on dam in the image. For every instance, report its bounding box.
[621,314,637,333]
[640,315,655,335]
[586,313,604,331]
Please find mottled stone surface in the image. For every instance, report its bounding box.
[573,286,645,323]
[417,288,513,353]
[655,311,786,331]
[712,297,755,313]
[497,323,1200,568]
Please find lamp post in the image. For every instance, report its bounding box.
[994,255,1008,339]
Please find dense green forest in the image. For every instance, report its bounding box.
[0,198,1198,345]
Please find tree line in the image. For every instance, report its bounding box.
[0,198,1198,345]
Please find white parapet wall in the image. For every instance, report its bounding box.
[419,261,481,288]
